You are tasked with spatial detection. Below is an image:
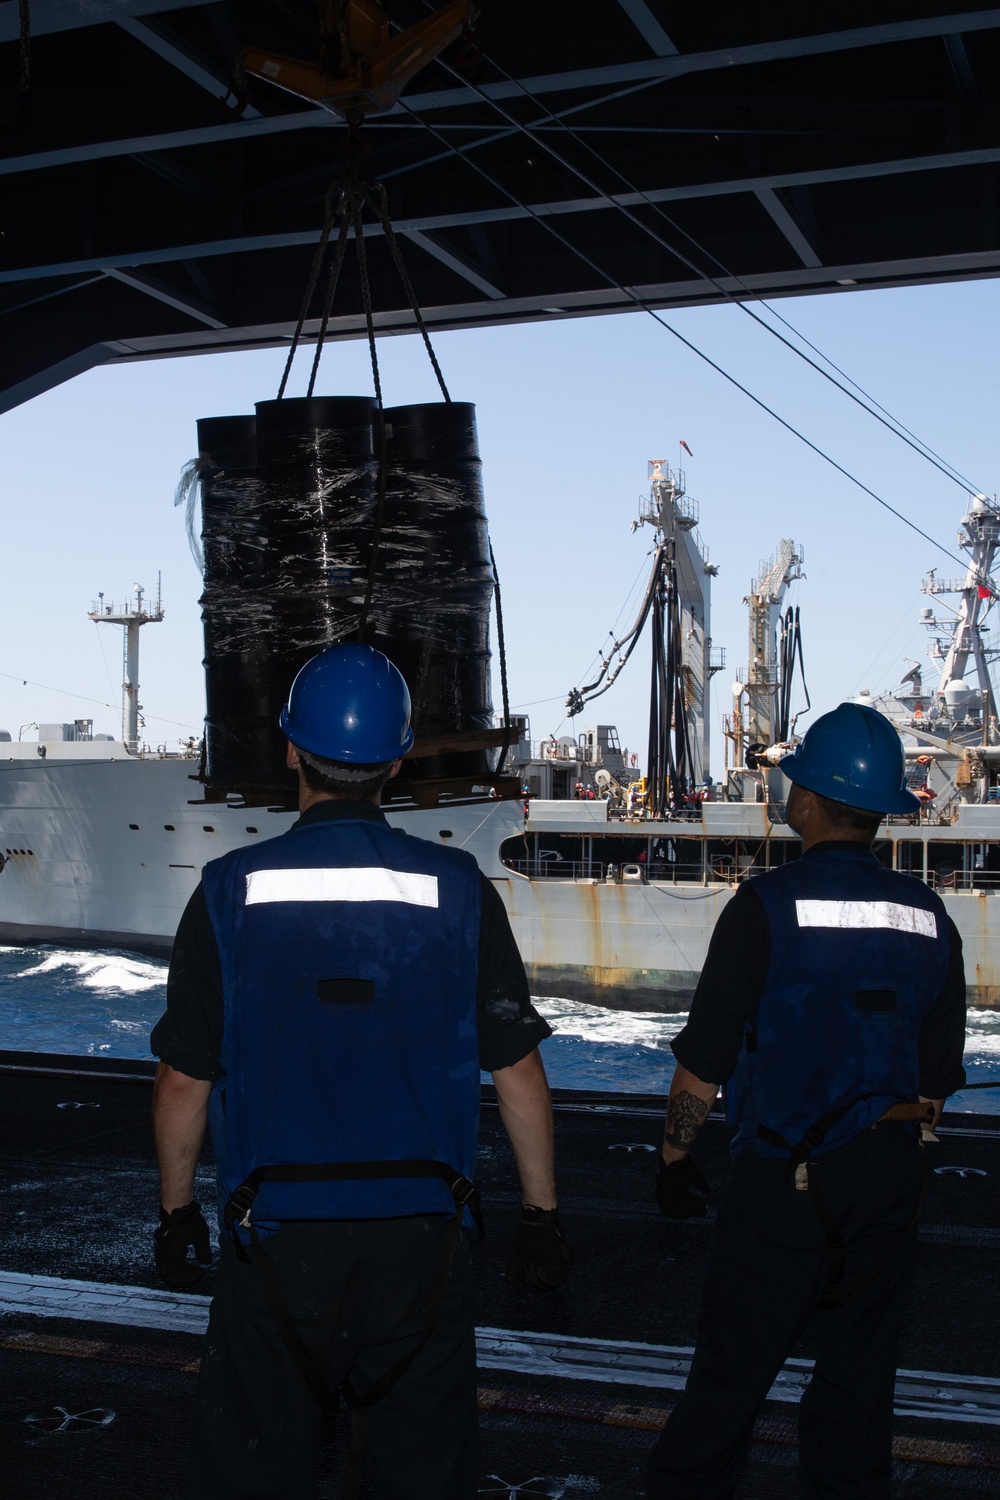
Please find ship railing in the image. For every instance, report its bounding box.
[503,859,607,880]
[501,858,772,885]
[927,869,1000,892]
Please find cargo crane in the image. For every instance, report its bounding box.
[565,459,722,817]
[237,0,476,119]
[726,540,808,803]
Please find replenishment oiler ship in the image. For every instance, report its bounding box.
[0,462,995,1014]
[1,459,999,1012]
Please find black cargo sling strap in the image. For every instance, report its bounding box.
[224,1160,483,1500]
[758,1097,934,1309]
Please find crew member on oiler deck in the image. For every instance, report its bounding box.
[149,643,570,1500]
[647,702,966,1500]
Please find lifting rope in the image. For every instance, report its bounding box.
[273,118,511,760]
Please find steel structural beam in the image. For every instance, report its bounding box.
[392,10,1000,110]
[102,266,227,327]
[6,140,1000,286]
[5,239,1000,417]
[115,16,261,118]
[753,189,823,270]
[4,1,996,58]
[401,230,505,298]
[0,112,332,178]
[616,0,678,56]
[9,239,1000,400]
[5,10,1000,178]
[0,0,224,44]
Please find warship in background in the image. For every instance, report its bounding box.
[2,467,1000,1010]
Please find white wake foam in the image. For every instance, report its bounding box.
[12,951,166,994]
[532,996,688,1049]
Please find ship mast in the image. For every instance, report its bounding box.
[725,539,806,802]
[744,540,805,753]
[921,494,1000,724]
[88,577,165,752]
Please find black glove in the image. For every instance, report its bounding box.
[655,1156,710,1219]
[154,1201,213,1287]
[505,1206,572,1291]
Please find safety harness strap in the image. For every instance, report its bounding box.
[223,1160,481,1500]
[757,1100,933,1307]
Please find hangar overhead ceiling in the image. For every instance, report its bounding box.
[3,2,1000,412]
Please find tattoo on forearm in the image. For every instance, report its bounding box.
[664,1091,712,1151]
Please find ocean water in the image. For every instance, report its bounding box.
[1,944,998,1113]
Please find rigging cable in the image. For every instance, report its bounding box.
[566,541,667,712]
[267,122,513,772]
[422,26,988,498]
[393,94,972,576]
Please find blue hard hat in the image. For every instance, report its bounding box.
[279,644,415,763]
[780,702,919,815]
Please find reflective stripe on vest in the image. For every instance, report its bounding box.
[246,867,439,908]
[795,900,937,938]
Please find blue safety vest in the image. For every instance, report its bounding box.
[726,845,950,1159]
[201,814,482,1227]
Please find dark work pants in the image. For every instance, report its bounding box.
[646,1124,924,1500]
[188,1215,477,1500]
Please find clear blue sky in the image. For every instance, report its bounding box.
[2,276,997,770]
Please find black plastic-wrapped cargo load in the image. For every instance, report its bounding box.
[198,398,377,798]
[375,401,495,784]
[194,395,500,804]
[197,414,273,793]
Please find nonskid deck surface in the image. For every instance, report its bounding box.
[0,1055,997,1498]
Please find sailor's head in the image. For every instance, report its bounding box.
[279,644,413,800]
[779,701,918,841]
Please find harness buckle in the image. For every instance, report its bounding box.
[450,1174,478,1208]
[225,1183,258,1232]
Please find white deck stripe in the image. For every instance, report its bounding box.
[245,868,438,908]
[1,1271,997,1425]
[795,900,937,937]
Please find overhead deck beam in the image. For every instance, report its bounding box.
[6,239,1000,418]
[616,0,679,56]
[115,16,261,119]
[401,230,505,298]
[753,189,823,270]
[0,0,224,43]
[0,112,332,178]
[102,266,227,328]
[7,141,1000,286]
[393,10,1000,111]
[5,10,1000,178]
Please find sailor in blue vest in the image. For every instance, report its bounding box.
[645,702,966,1500]
[150,644,570,1500]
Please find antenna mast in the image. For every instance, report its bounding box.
[88,575,165,752]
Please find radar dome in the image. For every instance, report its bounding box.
[943,679,973,711]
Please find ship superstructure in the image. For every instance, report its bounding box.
[865,492,1000,810]
[3,480,1000,1012]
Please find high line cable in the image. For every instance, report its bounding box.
[422,29,987,500]
[392,96,971,575]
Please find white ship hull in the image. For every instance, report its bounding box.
[1,755,999,1010]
